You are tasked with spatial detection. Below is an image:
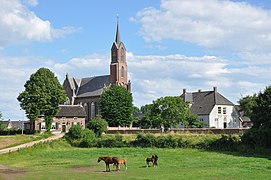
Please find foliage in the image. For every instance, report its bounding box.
[251,86,271,129]
[240,86,271,149]
[65,124,97,147]
[96,134,127,148]
[100,85,133,127]
[17,68,66,131]
[238,94,257,118]
[139,96,203,128]
[86,116,108,137]
[0,111,6,130]
[131,106,141,127]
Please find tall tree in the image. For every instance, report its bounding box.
[238,94,257,118]
[17,68,66,132]
[99,85,133,127]
[0,111,7,130]
[251,86,271,129]
[140,96,204,128]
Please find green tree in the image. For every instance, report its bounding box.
[17,68,66,132]
[0,111,7,130]
[241,86,271,149]
[99,85,133,127]
[238,94,257,118]
[251,86,271,129]
[86,116,108,137]
[141,96,202,128]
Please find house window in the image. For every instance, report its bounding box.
[72,122,78,126]
[218,107,222,114]
[41,122,46,130]
[223,107,226,114]
[74,117,78,121]
[51,122,56,130]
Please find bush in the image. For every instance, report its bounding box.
[209,134,241,151]
[79,129,97,147]
[242,128,271,150]
[132,133,157,147]
[65,125,97,147]
[86,116,108,137]
[97,134,126,148]
[156,135,178,148]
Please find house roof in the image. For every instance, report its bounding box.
[55,105,86,117]
[181,88,234,115]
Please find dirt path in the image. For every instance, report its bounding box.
[0,133,64,154]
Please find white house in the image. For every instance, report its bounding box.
[181,87,242,128]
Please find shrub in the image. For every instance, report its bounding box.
[79,129,97,147]
[132,133,157,147]
[156,135,178,148]
[97,134,126,148]
[65,124,97,147]
[86,116,108,137]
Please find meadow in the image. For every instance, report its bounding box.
[0,139,270,180]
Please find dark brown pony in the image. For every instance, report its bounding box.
[146,154,158,167]
[97,156,119,172]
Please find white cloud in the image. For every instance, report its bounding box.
[1,52,270,119]
[132,0,271,59]
[0,0,77,47]
[23,0,38,6]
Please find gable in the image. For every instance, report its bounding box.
[182,90,234,115]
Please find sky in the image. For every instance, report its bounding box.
[1,0,271,120]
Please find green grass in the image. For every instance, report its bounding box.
[0,134,52,149]
[0,139,270,180]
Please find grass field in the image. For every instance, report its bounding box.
[0,134,53,150]
[0,139,270,180]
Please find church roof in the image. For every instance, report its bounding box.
[115,21,121,46]
[181,88,234,115]
[69,75,110,98]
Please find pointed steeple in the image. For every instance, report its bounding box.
[115,16,121,46]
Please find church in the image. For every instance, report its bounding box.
[63,22,131,123]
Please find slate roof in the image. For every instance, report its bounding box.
[181,89,234,115]
[55,105,86,117]
[67,75,110,98]
[76,75,110,97]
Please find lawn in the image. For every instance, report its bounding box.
[0,134,52,150]
[0,139,270,180]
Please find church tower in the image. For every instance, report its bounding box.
[110,20,131,91]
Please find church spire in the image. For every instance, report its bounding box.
[115,15,121,46]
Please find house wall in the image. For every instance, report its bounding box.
[35,116,85,134]
[208,105,241,128]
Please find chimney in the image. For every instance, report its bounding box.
[213,86,217,92]
[198,89,202,92]
[183,88,187,94]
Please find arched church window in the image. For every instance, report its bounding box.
[121,66,124,78]
[121,48,124,61]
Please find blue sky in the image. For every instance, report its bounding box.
[1,0,271,120]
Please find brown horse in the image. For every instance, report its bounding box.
[146,154,158,167]
[97,156,119,172]
[114,159,127,170]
